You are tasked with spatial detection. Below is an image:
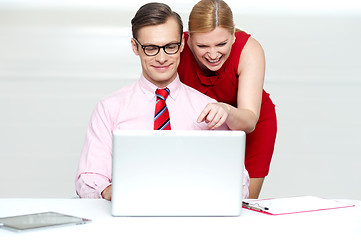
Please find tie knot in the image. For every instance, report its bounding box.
[156,88,170,101]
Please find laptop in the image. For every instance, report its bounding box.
[111,130,245,217]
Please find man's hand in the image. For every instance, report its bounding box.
[197,102,230,129]
[101,185,112,201]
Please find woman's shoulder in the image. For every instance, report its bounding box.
[234,30,251,47]
[235,30,251,37]
[231,31,264,65]
[235,30,263,52]
[239,35,264,61]
[225,30,252,69]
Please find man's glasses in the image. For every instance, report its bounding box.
[133,38,181,56]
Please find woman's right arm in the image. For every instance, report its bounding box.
[197,36,265,133]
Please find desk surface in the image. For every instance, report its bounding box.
[0,198,360,239]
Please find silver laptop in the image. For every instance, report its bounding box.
[111,130,245,217]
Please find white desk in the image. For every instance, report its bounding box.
[0,198,360,239]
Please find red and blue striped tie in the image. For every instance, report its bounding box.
[154,88,171,130]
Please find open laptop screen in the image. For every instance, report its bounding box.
[111,130,245,217]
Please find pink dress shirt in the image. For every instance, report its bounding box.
[76,74,250,199]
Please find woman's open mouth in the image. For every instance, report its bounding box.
[206,56,222,65]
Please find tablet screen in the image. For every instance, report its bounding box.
[0,212,91,232]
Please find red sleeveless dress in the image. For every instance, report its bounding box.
[178,31,277,178]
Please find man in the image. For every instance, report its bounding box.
[75,3,249,200]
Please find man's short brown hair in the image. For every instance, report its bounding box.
[131,2,183,40]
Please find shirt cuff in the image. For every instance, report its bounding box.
[76,173,111,199]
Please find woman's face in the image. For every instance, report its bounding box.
[188,27,235,72]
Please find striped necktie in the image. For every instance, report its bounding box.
[154,88,171,130]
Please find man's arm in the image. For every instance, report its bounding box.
[75,100,114,198]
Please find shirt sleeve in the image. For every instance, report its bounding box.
[243,168,250,199]
[75,100,114,198]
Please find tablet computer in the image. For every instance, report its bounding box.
[0,211,91,232]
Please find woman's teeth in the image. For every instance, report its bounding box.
[207,57,221,63]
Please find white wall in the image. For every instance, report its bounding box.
[0,1,360,199]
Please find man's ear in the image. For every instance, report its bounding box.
[131,38,139,56]
[179,33,185,53]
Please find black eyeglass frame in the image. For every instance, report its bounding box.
[133,37,182,56]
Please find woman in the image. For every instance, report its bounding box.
[178,0,277,198]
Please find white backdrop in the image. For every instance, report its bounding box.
[0,0,360,199]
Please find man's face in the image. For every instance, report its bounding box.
[131,18,184,88]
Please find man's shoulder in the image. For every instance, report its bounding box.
[100,81,138,103]
[181,83,217,103]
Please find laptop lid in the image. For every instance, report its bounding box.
[111,130,245,217]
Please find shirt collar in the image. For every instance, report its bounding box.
[139,74,181,101]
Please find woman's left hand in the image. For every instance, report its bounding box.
[197,102,230,129]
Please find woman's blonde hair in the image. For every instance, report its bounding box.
[188,0,235,35]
